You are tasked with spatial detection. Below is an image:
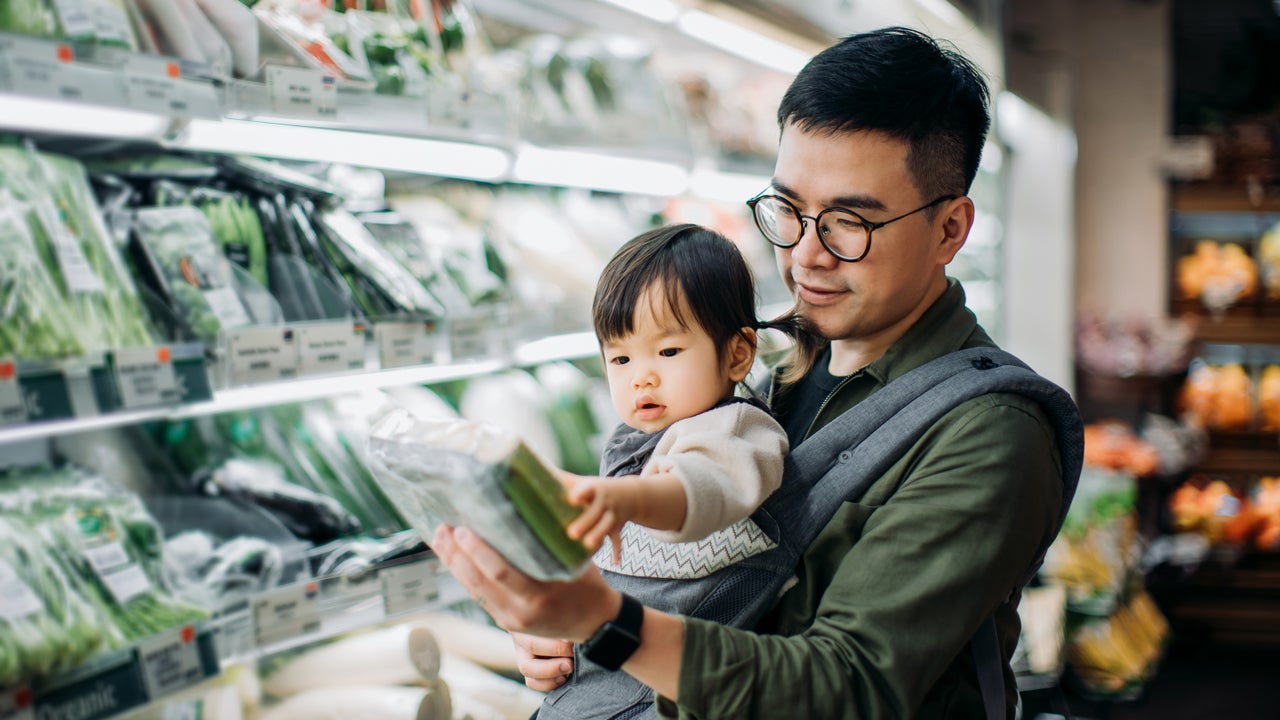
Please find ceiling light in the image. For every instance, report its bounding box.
[0,95,171,140]
[675,9,811,75]
[599,0,681,24]
[512,145,690,196]
[172,118,512,182]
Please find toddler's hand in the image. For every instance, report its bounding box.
[562,472,636,565]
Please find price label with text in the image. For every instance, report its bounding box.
[0,359,25,426]
[226,326,299,386]
[120,54,188,115]
[0,559,43,622]
[253,582,321,647]
[267,65,338,120]
[114,346,180,409]
[0,34,119,105]
[0,686,34,720]
[381,560,440,617]
[298,322,366,376]
[136,625,209,699]
[375,321,440,369]
[449,316,488,361]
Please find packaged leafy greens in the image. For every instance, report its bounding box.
[131,205,254,346]
[0,192,84,359]
[0,147,157,353]
[368,410,591,581]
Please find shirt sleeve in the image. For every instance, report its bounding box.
[644,403,788,544]
[657,396,1064,719]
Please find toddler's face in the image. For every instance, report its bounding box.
[601,286,735,434]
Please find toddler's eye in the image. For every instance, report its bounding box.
[659,348,680,357]
[610,356,630,365]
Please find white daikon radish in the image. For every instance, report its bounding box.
[396,612,518,674]
[260,685,451,720]
[450,693,507,720]
[264,624,443,699]
[193,0,260,77]
[440,655,543,720]
[136,0,203,62]
[174,0,233,74]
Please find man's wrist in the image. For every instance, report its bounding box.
[581,592,644,671]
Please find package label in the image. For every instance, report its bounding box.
[136,625,207,699]
[375,321,440,369]
[0,559,44,621]
[267,65,337,119]
[381,559,440,617]
[253,581,321,647]
[0,359,25,426]
[226,326,300,385]
[114,346,180,408]
[298,322,366,376]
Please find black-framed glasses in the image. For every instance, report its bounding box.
[746,192,958,262]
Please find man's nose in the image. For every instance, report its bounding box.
[791,219,838,269]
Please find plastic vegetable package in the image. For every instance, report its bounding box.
[131,205,255,345]
[367,409,591,581]
[0,193,84,359]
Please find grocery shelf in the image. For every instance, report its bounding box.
[0,330,598,446]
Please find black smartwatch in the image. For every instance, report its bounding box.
[581,593,644,671]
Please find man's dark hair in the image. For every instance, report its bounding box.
[778,26,992,199]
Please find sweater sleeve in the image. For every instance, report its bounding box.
[644,403,787,544]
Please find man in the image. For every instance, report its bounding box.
[433,27,1068,718]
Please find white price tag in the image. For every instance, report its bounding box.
[136,625,207,699]
[161,700,200,720]
[49,215,104,294]
[114,346,180,409]
[84,541,130,574]
[92,0,134,47]
[226,325,299,386]
[203,287,253,330]
[0,559,44,621]
[0,34,109,104]
[102,563,151,604]
[380,560,440,617]
[120,54,187,115]
[253,582,321,647]
[297,322,366,376]
[267,65,337,119]
[50,0,95,37]
[375,321,441,369]
[449,316,488,360]
[0,686,35,720]
[0,359,25,426]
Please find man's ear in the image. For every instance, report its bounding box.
[935,196,975,265]
[727,328,757,383]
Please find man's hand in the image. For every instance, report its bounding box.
[431,524,620,643]
[560,471,643,564]
[512,632,574,691]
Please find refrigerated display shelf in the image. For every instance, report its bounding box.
[0,330,598,446]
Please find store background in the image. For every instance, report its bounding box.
[1,0,1279,718]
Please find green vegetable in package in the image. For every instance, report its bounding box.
[0,193,84,359]
[132,205,253,346]
[0,147,156,354]
[367,409,591,581]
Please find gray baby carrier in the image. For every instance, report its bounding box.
[536,347,1084,720]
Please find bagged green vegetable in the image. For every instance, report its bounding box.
[131,205,254,346]
[367,410,591,581]
[0,192,84,359]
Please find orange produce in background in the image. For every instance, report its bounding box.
[1259,366,1280,430]
[1179,364,1254,430]
[1176,240,1257,311]
[1083,421,1161,476]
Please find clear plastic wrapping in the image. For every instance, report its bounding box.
[367,409,590,581]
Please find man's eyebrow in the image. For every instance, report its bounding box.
[770,180,887,212]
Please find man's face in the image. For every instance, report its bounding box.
[771,124,959,348]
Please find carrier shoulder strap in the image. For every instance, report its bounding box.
[772,347,1082,720]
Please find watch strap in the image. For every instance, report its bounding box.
[581,593,644,671]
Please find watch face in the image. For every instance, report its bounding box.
[583,594,644,671]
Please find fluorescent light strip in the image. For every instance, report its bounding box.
[513,331,599,366]
[599,0,680,23]
[0,94,171,139]
[174,118,511,182]
[512,145,690,196]
[675,9,810,75]
[688,167,771,204]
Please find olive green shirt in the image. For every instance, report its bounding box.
[657,279,1064,719]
